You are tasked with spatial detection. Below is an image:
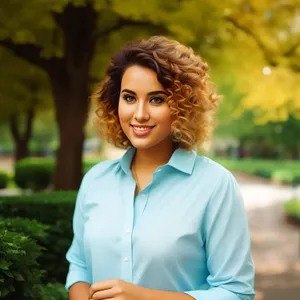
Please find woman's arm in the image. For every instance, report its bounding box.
[180,172,255,300]
[65,175,92,291]
[69,282,90,300]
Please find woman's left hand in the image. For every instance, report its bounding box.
[89,279,148,300]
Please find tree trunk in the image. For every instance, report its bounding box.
[50,72,89,190]
[47,3,97,190]
[9,108,34,161]
[15,140,30,161]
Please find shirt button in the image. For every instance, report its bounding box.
[124,257,129,262]
[141,194,146,198]
[126,228,131,234]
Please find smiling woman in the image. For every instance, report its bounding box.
[65,36,255,300]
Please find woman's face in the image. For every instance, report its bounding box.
[118,65,173,151]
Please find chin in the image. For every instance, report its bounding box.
[130,140,155,150]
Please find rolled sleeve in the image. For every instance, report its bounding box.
[185,172,255,300]
[65,177,92,290]
[185,287,251,300]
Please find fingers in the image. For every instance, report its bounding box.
[90,288,114,299]
[89,279,123,299]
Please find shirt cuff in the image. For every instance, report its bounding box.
[65,268,92,290]
[184,287,255,300]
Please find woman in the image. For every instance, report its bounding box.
[65,36,255,300]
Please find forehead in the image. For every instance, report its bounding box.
[121,65,165,92]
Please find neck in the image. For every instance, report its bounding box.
[133,141,175,171]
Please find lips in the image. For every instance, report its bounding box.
[131,125,155,136]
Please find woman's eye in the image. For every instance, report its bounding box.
[123,94,135,103]
[150,97,164,104]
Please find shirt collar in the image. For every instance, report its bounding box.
[119,147,197,175]
[167,148,197,175]
[120,147,136,175]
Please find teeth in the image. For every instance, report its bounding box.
[133,127,152,131]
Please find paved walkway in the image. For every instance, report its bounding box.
[233,172,300,300]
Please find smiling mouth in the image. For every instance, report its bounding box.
[130,125,155,136]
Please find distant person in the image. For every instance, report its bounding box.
[65,36,255,300]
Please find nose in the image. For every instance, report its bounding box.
[134,101,150,122]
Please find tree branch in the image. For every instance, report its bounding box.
[9,114,20,143]
[284,40,300,57]
[0,39,47,69]
[24,107,34,142]
[0,39,63,73]
[224,15,278,67]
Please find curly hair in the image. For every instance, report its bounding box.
[92,35,221,150]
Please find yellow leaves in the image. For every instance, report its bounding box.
[240,66,300,123]
[93,0,108,11]
[14,30,36,44]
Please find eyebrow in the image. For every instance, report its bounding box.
[121,89,168,96]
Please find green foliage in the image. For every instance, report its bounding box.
[0,48,52,120]
[0,191,77,283]
[14,156,102,191]
[0,217,49,242]
[38,282,68,300]
[214,158,300,184]
[0,219,45,299]
[283,199,300,220]
[14,157,54,191]
[272,170,300,185]
[0,170,9,189]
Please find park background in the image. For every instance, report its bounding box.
[0,0,300,299]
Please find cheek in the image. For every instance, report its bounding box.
[154,108,172,127]
[118,101,130,123]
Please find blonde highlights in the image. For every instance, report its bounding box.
[92,36,220,150]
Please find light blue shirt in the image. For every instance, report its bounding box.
[65,147,255,299]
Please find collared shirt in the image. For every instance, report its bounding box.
[65,147,255,300]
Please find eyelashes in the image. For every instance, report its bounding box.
[122,94,165,104]
[122,94,135,102]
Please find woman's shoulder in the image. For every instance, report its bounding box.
[194,154,232,178]
[81,158,121,187]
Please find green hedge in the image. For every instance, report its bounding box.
[283,199,300,220]
[14,157,102,191]
[38,283,68,300]
[14,158,54,191]
[0,191,77,283]
[214,158,300,184]
[0,170,9,189]
[0,218,46,299]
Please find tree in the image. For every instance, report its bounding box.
[0,0,226,189]
[222,0,300,122]
[215,78,300,159]
[0,48,52,161]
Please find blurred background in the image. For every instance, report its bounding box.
[0,0,299,299]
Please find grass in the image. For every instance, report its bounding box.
[212,158,300,185]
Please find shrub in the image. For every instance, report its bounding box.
[253,169,272,179]
[0,170,9,189]
[0,220,45,299]
[14,157,103,191]
[283,198,300,219]
[0,217,49,242]
[14,158,54,191]
[0,191,77,283]
[38,283,68,300]
[272,170,300,185]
